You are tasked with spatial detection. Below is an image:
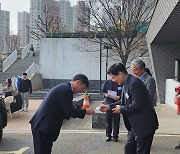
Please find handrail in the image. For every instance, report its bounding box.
[26,62,39,79]
[21,43,31,59]
[3,50,17,72]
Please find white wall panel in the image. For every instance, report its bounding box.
[40,38,121,80]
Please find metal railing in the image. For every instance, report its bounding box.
[3,50,17,72]
[26,62,39,79]
[21,43,31,59]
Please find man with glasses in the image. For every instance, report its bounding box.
[100,63,159,154]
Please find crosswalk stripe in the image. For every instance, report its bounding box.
[0,147,29,154]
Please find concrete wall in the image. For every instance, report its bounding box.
[40,38,120,89]
[30,73,42,91]
[146,0,180,83]
[146,0,179,45]
[146,0,180,103]
[40,38,151,89]
[151,44,180,103]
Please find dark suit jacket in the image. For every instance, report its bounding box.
[101,80,122,104]
[29,82,86,142]
[110,74,159,138]
[141,72,157,106]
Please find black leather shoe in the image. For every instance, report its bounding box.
[113,138,118,142]
[106,137,111,142]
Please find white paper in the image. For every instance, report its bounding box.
[95,107,103,113]
[108,90,117,99]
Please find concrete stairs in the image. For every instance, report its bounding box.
[0,51,39,84]
[30,89,104,101]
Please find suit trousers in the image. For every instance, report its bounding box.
[125,129,154,154]
[31,127,53,154]
[106,110,120,139]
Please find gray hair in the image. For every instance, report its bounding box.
[131,59,145,69]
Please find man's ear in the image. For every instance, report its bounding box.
[76,80,81,85]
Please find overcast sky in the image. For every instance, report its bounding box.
[0,0,78,34]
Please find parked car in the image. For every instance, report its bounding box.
[0,97,7,142]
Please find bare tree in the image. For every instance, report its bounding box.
[79,0,157,66]
[31,5,67,40]
[5,34,19,54]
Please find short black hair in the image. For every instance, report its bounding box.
[72,74,89,88]
[107,63,128,75]
[23,73,27,76]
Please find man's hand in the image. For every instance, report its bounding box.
[112,105,120,114]
[114,96,120,101]
[105,93,110,98]
[100,105,110,112]
[86,108,94,115]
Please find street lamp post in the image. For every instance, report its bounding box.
[99,38,102,93]
[96,32,107,93]
[103,45,112,80]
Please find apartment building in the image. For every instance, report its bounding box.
[17,11,30,48]
[30,0,54,50]
[29,0,90,49]
[0,3,10,55]
[73,1,90,32]
[58,0,73,32]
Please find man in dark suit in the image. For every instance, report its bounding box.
[101,80,122,142]
[29,74,94,154]
[100,63,159,154]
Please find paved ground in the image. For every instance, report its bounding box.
[0,100,180,154]
[0,132,180,154]
[4,100,180,133]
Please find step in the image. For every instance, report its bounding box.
[30,89,104,101]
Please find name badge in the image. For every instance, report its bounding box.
[125,92,129,99]
[118,87,122,90]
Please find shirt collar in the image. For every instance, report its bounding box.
[70,81,73,91]
[139,72,146,80]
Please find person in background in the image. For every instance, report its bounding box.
[3,79,15,111]
[3,79,14,97]
[19,73,32,112]
[29,74,94,154]
[100,63,159,154]
[30,44,35,56]
[131,59,157,106]
[101,79,122,142]
[17,76,22,93]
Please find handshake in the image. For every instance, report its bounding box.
[85,104,121,115]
